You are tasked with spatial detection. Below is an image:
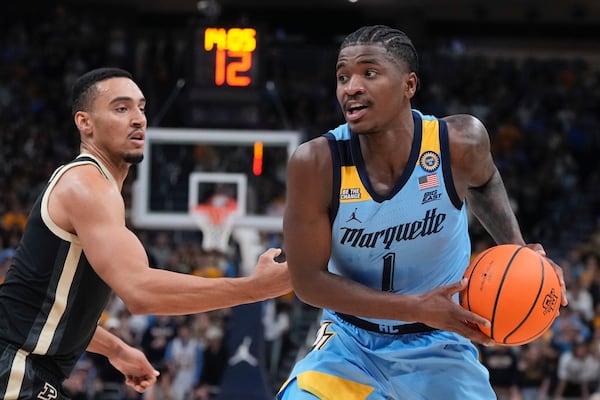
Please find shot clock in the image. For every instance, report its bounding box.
[194,26,260,89]
[203,27,257,87]
[189,25,262,127]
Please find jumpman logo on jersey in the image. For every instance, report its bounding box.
[228,336,258,366]
[346,208,362,223]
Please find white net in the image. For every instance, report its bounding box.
[192,208,238,253]
[192,196,239,253]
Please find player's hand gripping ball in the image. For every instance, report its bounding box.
[460,244,561,345]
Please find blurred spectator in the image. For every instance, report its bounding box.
[192,325,228,400]
[164,320,204,400]
[566,278,595,324]
[140,315,178,368]
[551,307,592,354]
[0,247,16,284]
[585,254,600,306]
[480,345,521,400]
[517,338,558,400]
[1,198,27,231]
[143,365,176,400]
[579,253,600,290]
[148,232,173,268]
[553,340,600,400]
[262,297,291,383]
[62,359,93,400]
[86,318,130,400]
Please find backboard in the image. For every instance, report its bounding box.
[130,128,302,232]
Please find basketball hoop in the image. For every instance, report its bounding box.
[192,195,238,253]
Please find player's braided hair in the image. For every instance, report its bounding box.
[71,67,134,117]
[340,25,419,74]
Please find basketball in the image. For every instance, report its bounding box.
[460,244,561,346]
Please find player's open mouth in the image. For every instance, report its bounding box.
[346,105,368,121]
[348,105,367,114]
[129,131,145,141]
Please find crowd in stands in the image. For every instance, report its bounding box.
[1,3,600,400]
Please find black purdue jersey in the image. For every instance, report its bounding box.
[0,155,113,380]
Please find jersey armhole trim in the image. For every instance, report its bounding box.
[40,160,105,244]
[439,120,463,210]
[324,132,341,224]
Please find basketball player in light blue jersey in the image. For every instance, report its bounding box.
[278,25,567,400]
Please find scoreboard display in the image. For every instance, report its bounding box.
[194,26,260,89]
[189,25,262,127]
[203,27,257,87]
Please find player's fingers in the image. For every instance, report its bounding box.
[457,319,494,346]
[126,375,157,393]
[125,376,141,392]
[465,330,495,346]
[274,249,286,263]
[544,257,568,306]
[442,278,468,296]
[525,243,546,257]
[260,247,282,260]
[463,310,490,330]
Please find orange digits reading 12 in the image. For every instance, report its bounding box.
[204,27,257,87]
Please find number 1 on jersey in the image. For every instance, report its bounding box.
[382,253,395,292]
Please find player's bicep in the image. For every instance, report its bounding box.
[283,140,332,277]
[79,218,149,292]
[446,114,496,189]
[66,181,149,290]
[463,118,496,188]
[285,150,323,217]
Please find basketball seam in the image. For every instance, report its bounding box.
[504,253,546,344]
[492,246,524,342]
[463,247,495,312]
[517,306,556,345]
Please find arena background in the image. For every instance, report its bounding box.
[1,1,600,399]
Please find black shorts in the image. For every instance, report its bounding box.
[0,341,70,400]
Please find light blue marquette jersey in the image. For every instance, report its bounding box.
[328,109,469,327]
[277,110,495,400]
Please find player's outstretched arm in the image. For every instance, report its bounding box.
[87,325,159,393]
[51,165,292,316]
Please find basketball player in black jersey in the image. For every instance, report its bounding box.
[0,67,291,400]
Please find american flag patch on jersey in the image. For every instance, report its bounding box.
[418,174,439,190]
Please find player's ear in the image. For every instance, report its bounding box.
[74,111,93,137]
[406,72,418,98]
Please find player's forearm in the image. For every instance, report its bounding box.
[87,325,127,358]
[466,170,525,245]
[120,270,258,315]
[293,270,419,321]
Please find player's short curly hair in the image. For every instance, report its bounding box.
[340,25,419,74]
[71,67,134,117]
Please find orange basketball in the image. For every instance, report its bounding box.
[460,244,561,345]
